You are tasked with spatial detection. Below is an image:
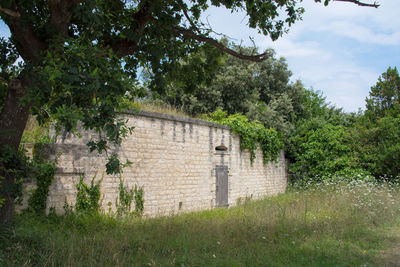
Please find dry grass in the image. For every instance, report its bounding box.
[122,99,202,119]
[2,179,400,266]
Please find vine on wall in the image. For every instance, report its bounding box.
[115,177,134,217]
[202,110,283,164]
[75,175,102,213]
[115,178,144,217]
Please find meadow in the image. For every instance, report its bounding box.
[1,178,400,266]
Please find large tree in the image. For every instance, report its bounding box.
[0,0,378,223]
[153,44,303,136]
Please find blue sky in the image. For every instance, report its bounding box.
[1,1,399,112]
[203,0,400,112]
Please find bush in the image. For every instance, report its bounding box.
[289,122,360,183]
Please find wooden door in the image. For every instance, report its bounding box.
[216,165,229,207]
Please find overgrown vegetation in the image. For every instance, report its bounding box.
[0,142,56,215]
[203,109,283,163]
[0,147,29,209]
[25,143,56,215]
[115,178,134,217]
[133,184,144,217]
[147,42,400,184]
[1,179,399,266]
[74,175,102,213]
[148,43,305,137]
[115,178,145,218]
[20,116,52,144]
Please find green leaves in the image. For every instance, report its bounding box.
[365,67,400,121]
[288,123,356,183]
[105,154,121,175]
[203,110,283,163]
[75,175,101,213]
[28,39,138,175]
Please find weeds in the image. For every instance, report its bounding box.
[2,180,400,266]
[75,175,102,213]
[115,178,134,217]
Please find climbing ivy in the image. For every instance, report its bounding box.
[133,185,144,217]
[75,175,102,213]
[115,177,134,217]
[0,146,29,209]
[0,142,56,215]
[25,142,56,215]
[203,110,283,164]
[26,163,56,214]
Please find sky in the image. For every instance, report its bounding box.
[203,0,400,112]
[1,1,399,112]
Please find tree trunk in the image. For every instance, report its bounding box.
[0,77,31,224]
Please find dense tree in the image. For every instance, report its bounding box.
[285,89,360,182]
[155,45,305,135]
[289,66,400,183]
[365,67,400,121]
[350,67,400,179]
[0,0,378,223]
[289,123,356,182]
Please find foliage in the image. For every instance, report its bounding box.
[288,121,364,183]
[1,179,399,266]
[0,147,29,208]
[343,67,400,180]
[30,40,137,175]
[133,184,144,217]
[284,86,361,183]
[152,45,306,137]
[203,110,283,163]
[0,143,56,214]
[350,115,400,180]
[20,116,53,144]
[25,143,56,215]
[115,178,134,217]
[365,66,400,121]
[75,175,102,213]
[290,123,345,180]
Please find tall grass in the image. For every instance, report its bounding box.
[122,99,194,118]
[1,179,400,266]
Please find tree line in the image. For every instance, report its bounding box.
[143,43,400,183]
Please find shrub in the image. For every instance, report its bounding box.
[203,110,283,164]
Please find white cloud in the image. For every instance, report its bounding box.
[315,21,400,45]
[246,0,399,111]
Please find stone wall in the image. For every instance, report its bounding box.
[20,110,287,216]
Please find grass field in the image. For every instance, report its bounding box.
[1,179,400,266]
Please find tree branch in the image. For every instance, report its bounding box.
[4,3,47,63]
[0,5,20,18]
[109,40,139,57]
[171,27,269,62]
[48,0,83,36]
[333,0,379,8]
[106,1,153,57]
[177,0,201,34]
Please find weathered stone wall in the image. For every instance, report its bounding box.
[20,110,287,216]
